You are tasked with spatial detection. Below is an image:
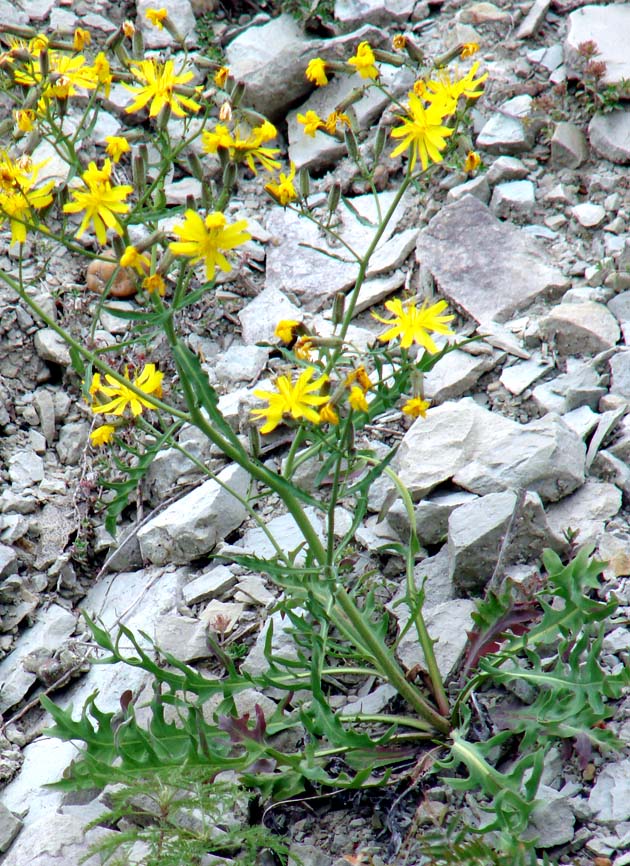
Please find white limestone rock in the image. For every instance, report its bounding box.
[539,301,620,354]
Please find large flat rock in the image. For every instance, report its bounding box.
[565,5,630,87]
[415,195,567,323]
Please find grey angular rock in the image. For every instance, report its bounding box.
[453,413,586,502]
[388,489,478,547]
[396,398,514,500]
[572,202,606,228]
[0,801,21,853]
[448,489,564,593]
[335,0,416,26]
[589,759,630,822]
[0,543,17,578]
[477,95,537,154]
[566,4,630,87]
[500,355,553,395]
[490,180,536,219]
[137,0,196,47]
[154,614,211,662]
[539,301,620,354]
[137,464,250,565]
[241,607,301,676]
[396,599,476,680]
[446,175,490,204]
[33,328,71,367]
[524,785,575,847]
[56,421,89,465]
[589,111,630,165]
[8,451,44,490]
[532,360,606,414]
[182,565,237,606]
[236,507,323,563]
[238,287,302,346]
[214,344,269,384]
[415,195,567,323]
[516,0,551,38]
[551,121,588,168]
[609,350,630,398]
[485,155,528,185]
[547,479,622,547]
[423,348,499,403]
[1,812,113,866]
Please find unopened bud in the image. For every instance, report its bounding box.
[299,166,310,200]
[132,152,146,190]
[111,234,126,258]
[373,124,387,161]
[105,27,125,50]
[132,28,144,59]
[157,101,171,131]
[228,80,245,108]
[248,424,261,459]
[404,37,425,64]
[332,292,345,326]
[327,181,341,215]
[185,193,197,211]
[219,101,232,123]
[188,152,204,181]
[38,48,49,79]
[222,161,237,193]
[344,128,360,163]
[201,180,215,210]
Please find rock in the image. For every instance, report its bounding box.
[548,480,621,546]
[589,111,630,165]
[551,122,588,168]
[610,350,630,398]
[516,0,551,38]
[0,811,113,866]
[453,413,586,502]
[163,176,203,206]
[0,801,21,853]
[447,489,564,593]
[490,180,536,219]
[396,599,477,680]
[485,155,529,185]
[351,270,406,315]
[565,4,630,87]
[238,287,302,346]
[154,614,211,662]
[415,196,567,324]
[423,348,499,403]
[589,759,630,822]
[32,389,56,445]
[446,175,491,204]
[396,398,514,499]
[500,355,553,395]
[524,784,576,847]
[539,301,620,354]
[182,565,237,605]
[0,604,76,714]
[200,599,244,633]
[388,489,478,547]
[265,189,408,310]
[8,451,44,490]
[33,328,72,367]
[0,543,17,578]
[527,44,563,73]
[235,507,323,563]
[532,360,606,414]
[342,683,398,716]
[240,608,301,676]
[137,464,250,565]
[335,0,417,26]
[214,344,269,384]
[137,0,197,46]
[56,421,89,465]
[477,95,537,154]
[571,202,606,228]
[459,2,510,24]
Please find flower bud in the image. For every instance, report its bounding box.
[132,28,145,59]
[344,128,360,163]
[132,152,146,191]
[332,292,345,326]
[188,152,204,182]
[327,181,341,215]
[299,166,310,200]
[373,124,387,161]
[228,80,245,108]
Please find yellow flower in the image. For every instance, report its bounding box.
[402,397,430,418]
[14,109,35,132]
[425,62,487,112]
[93,51,112,97]
[73,28,91,51]
[202,122,281,175]
[265,163,298,206]
[143,273,166,296]
[373,298,455,353]
[294,337,313,361]
[63,158,133,246]
[322,111,351,135]
[89,363,164,417]
[463,150,481,173]
[122,20,135,38]
[305,57,328,86]
[297,109,323,137]
[120,245,150,274]
[347,41,378,80]
[390,92,454,171]
[251,367,329,434]
[348,386,369,413]
[146,7,168,28]
[214,65,230,88]
[460,42,479,59]
[104,136,131,163]
[392,34,407,51]
[90,423,115,446]
[319,402,339,425]
[124,58,200,118]
[0,152,55,244]
[345,365,372,391]
[169,210,251,281]
[274,319,301,342]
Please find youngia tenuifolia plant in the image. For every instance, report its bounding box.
[0,14,625,865]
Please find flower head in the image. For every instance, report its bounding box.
[265,162,297,206]
[393,34,407,51]
[14,109,35,133]
[294,337,313,361]
[402,397,430,418]
[73,28,91,51]
[104,135,131,163]
[63,158,133,245]
[390,92,454,171]
[305,57,328,86]
[122,20,135,37]
[202,121,281,175]
[348,386,369,413]
[345,365,373,392]
[297,109,324,138]
[463,150,481,173]
[274,319,301,342]
[373,298,455,352]
[460,42,479,59]
[425,62,487,112]
[124,58,200,118]
[252,367,329,434]
[146,7,168,28]
[347,41,378,80]
[120,245,150,274]
[0,152,55,244]
[90,423,115,446]
[169,210,251,281]
[214,65,229,88]
[89,363,164,417]
[319,402,339,425]
[93,51,112,97]
[143,273,166,296]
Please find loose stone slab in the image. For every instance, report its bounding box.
[589,759,630,822]
[539,301,620,354]
[415,195,567,323]
[335,0,417,26]
[477,95,537,154]
[565,5,630,87]
[396,599,477,680]
[546,480,621,546]
[238,287,302,345]
[453,413,586,502]
[589,111,630,165]
[137,465,250,565]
